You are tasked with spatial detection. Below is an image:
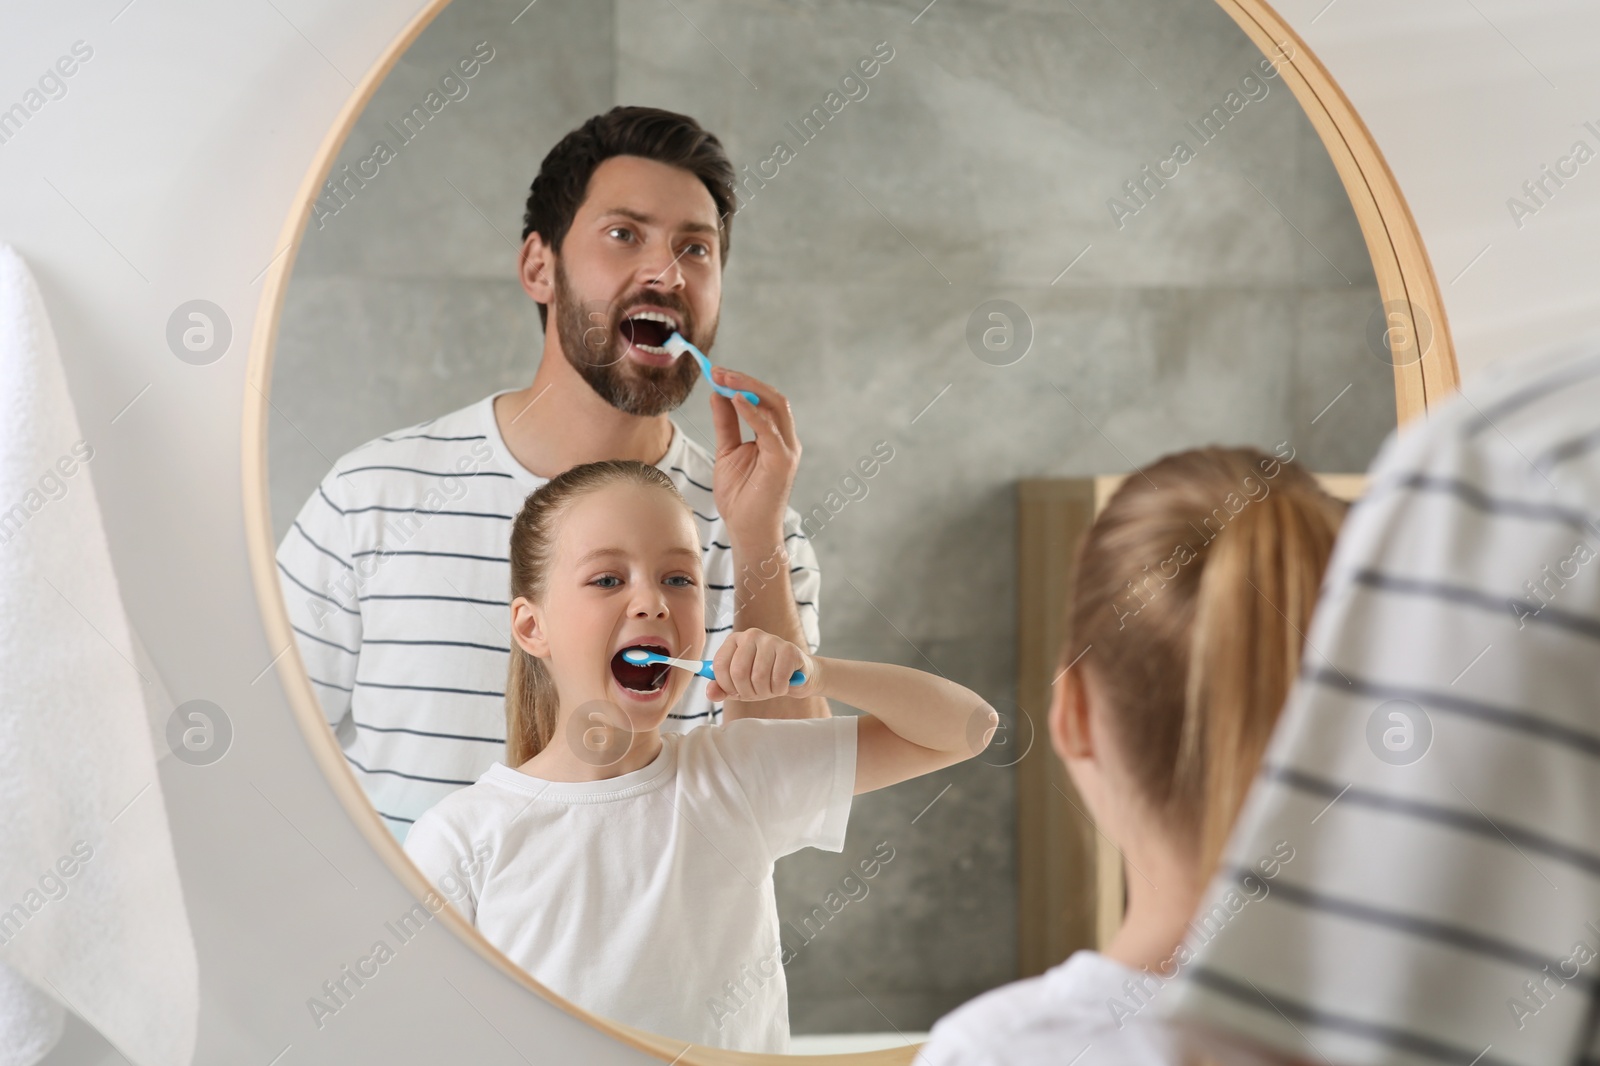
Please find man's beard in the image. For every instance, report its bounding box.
[551,261,710,417]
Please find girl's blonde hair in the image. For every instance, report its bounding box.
[505,459,689,766]
[1061,446,1346,881]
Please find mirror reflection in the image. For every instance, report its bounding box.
[268,0,1396,1054]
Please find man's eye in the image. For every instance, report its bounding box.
[608,227,633,242]
[684,242,709,257]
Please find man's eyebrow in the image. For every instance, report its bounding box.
[598,205,720,238]
[575,545,702,565]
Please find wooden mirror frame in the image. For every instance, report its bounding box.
[241,1,1459,1062]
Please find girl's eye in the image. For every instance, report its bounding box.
[665,575,694,588]
[592,575,622,589]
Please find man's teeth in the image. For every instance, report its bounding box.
[626,310,680,356]
[629,310,679,329]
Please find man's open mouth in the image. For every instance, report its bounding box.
[618,310,681,355]
[610,641,672,692]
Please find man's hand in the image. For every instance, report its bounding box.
[704,628,822,704]
[708,367,800,550]
[705,365,826,719]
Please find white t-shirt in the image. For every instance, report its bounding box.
[402,715,858,1054]
[1159,340,1600,1066]
[916,950,1180,1065]
[274,390,822,842]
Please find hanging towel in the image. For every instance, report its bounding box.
[0,243,198,1066]
[0,966,61,1066]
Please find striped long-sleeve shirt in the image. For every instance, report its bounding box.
[274,390,821,842]
[1162,341,1600,1066]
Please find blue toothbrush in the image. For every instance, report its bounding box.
[620,648,805,686]
[662,332,761,405]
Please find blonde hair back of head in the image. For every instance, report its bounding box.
[504,459,687,766]
[1062,446,1346,881]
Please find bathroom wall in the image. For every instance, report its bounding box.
[268,0,1390,1033]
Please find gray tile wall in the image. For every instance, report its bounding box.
[269,0,1394,1036]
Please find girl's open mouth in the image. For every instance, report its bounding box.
[610,642,671,694]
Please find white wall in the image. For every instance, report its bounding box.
[3,0,1597,1062]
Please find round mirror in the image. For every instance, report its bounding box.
[245,0,1454,1060]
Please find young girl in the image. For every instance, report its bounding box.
[916,446,1346,1065]
[403,459,995,1054]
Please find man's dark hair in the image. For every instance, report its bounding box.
[521,106,737,328]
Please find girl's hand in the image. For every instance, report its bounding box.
[705,628,822,703]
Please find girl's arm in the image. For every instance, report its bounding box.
[817,656,996,794]
[705,629,998,794]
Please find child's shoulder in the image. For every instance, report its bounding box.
[923,951,1178,1065]
[710,715,851,735]
[673,715,855,777]
[686,714,849,747]
[408,768,525,836]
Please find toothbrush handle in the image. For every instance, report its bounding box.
[698,661,807,686]
[678,332,760,406]
[682,338,743,400]
[713,384,761,406]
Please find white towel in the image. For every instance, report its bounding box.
[0,244,198,1066]
[0,965,62,1066]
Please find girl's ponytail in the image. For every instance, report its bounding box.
[1180,487,1341,878]
[1062,447,1345,880]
